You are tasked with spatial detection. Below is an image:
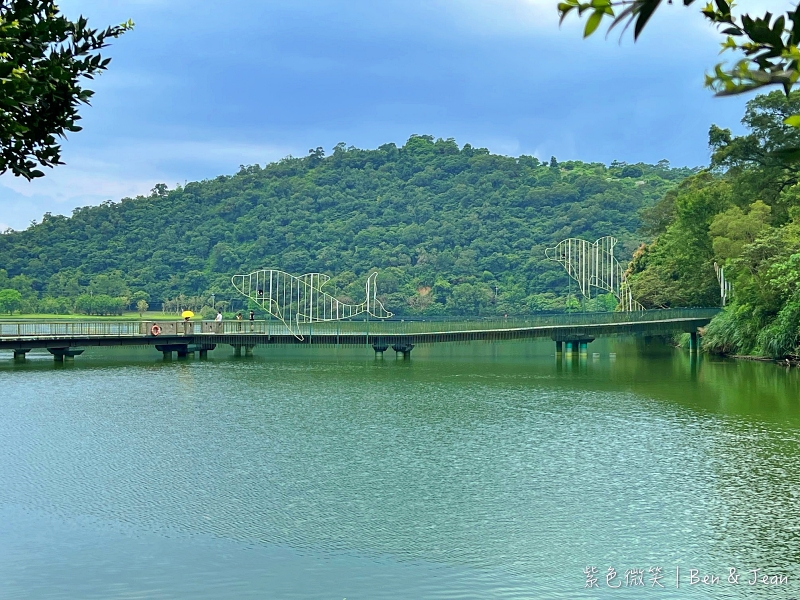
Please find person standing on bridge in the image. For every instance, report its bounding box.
[236,312,242,332]
[215,311,223,322]
[249,310,255,332]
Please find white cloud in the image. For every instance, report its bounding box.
[0,138,297,228]
[2,139,293,193]
[438,0,559,34]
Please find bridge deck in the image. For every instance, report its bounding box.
[0,309,719,352]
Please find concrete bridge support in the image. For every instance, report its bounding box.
[689,331,699,353]
[185,343,215,359]
[155,344,192,360]
[392,343,414,359]
[13,349,31,362]
[372,343,389,358]
[48,347,84,363]
[555,336,594,361]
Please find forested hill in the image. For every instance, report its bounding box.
[0,135,693,315]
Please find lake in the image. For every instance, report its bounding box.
[1,339,798,599]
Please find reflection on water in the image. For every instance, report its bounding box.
[0,340,798,599]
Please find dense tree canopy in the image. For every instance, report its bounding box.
[0,288,21,313]
[0,136,692,316]
[0,1,132,179]
[628,91,800,357]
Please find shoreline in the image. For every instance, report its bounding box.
[728,353,799,367]
[675,334,798,366]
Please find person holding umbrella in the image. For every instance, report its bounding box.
[182,310,194,334]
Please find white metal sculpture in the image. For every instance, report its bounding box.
[545,236,645,311]
[232,270,393,339]
[714,262,732,306]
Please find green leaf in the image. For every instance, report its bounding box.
[633,0,663,40]
[771,146,800,161]
[783,114,800,127]
[584,10,604,37]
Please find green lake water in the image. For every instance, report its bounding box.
[1,339,799,599]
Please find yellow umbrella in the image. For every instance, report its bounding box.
[181,310,194,318]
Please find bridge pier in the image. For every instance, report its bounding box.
[230,344,254,357]
[554,334,594,362]
[372,343,389,358]
[689,331,699,353]
[13,349,31,362]
[392,343,414,359]
[155,344,192,360]
[48,347,85,362]
[186,343,215,359]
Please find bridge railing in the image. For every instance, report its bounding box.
[266,308,720,337]
[0,321,143,338]
[0,308,720,339]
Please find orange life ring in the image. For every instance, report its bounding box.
[151,324,162,336]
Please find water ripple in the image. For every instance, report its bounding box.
[0,343,798,598]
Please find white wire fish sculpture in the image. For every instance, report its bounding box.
[545,236,644,311]
[232,270,393,339]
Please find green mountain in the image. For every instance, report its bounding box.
[0,135,693,316]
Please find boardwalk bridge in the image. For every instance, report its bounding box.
[1,309,718,362]
[1,236,726,362]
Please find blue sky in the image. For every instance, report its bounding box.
[0,0,773,231]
